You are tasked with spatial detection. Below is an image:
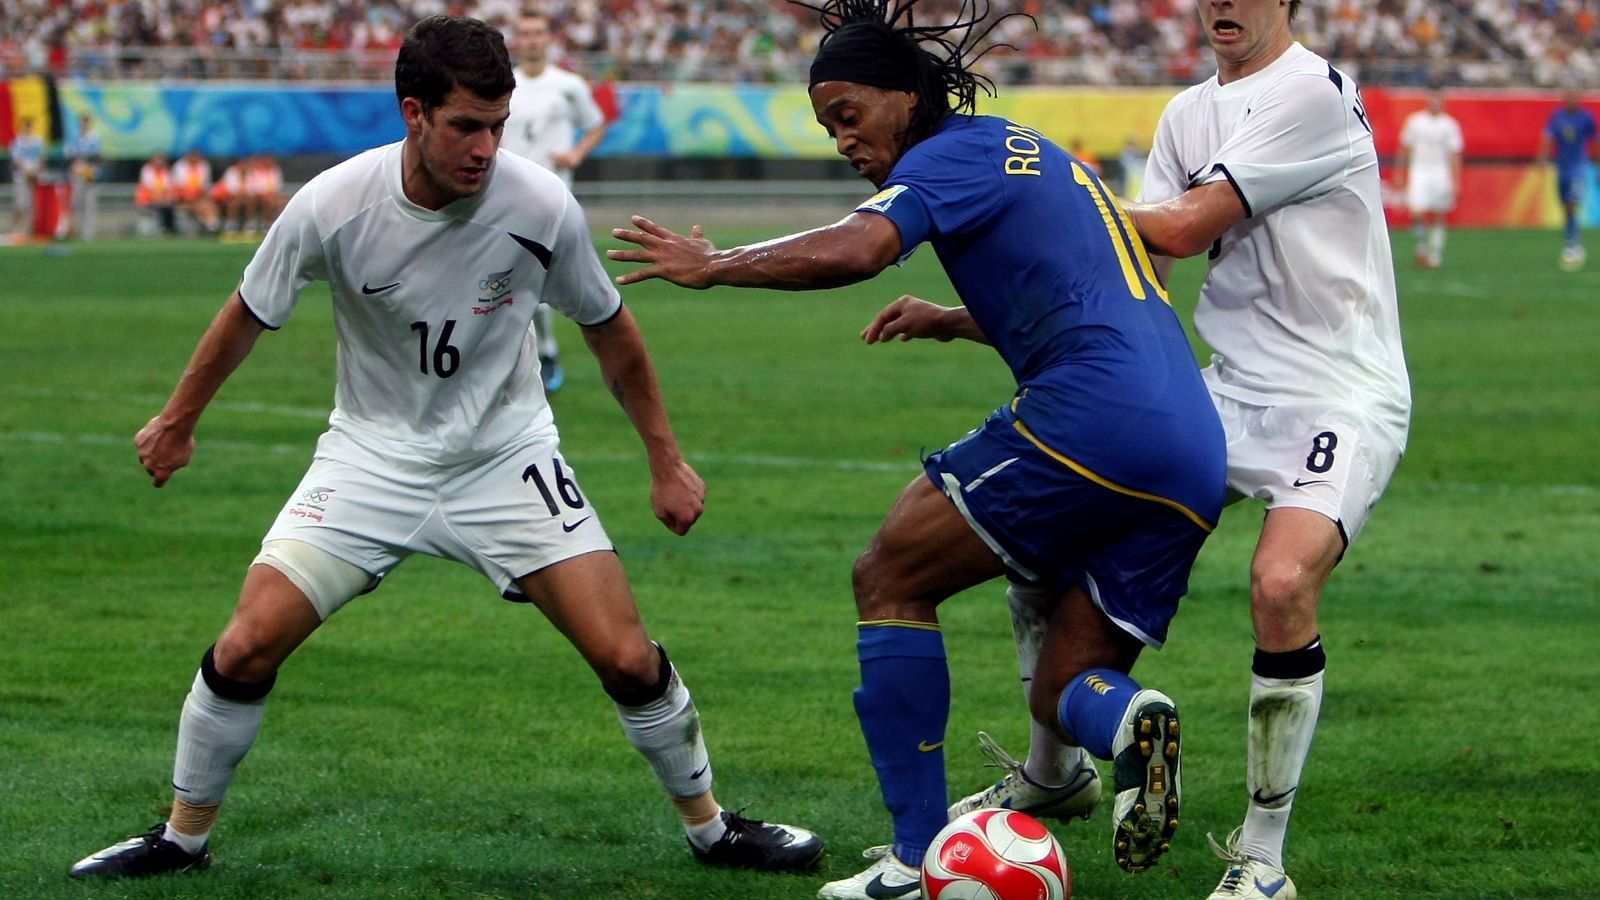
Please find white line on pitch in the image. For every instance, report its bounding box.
[2,430,1593,495]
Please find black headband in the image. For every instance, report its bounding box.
[808,21,922,91]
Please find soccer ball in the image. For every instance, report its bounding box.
[921,809,1071,900]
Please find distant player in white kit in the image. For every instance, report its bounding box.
[501,9,613,393]
[1397,88,1463,269]
[69,14,821,881]
[951,2,1411,898]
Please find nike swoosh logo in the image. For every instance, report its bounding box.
[963,456,1019,493]
[917,740,944,752]
[361,281,400,295]
[865,873,920,899]
[1291,478,1330,488]
[1252,787,1296,806]
[690,763,709,779]
[562,516,592,533]
[1256,873,1289,896]
[1188,166,1205,184]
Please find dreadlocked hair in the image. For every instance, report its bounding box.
[792,0,1031,143]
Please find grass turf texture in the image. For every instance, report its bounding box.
[1,228,1597,898]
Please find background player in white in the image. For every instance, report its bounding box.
[502,9,613,393]
[953,2,1410,898]
[65,114,103,240]
[8,116,45,235]
[1396,88,1463,269]
[69,14,821,881]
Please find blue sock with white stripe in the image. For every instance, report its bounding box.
[1057,667,1142,760]
[854,622,949,868]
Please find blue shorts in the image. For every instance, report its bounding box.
[1558,170,1586,206]
[923,404,1214,648]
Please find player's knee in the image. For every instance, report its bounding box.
[200,643,276,701]
[1250,559,1321,631]
[1251,559,1315,605]
[209,630,283,687]
[600,641,671,707]
[850,547,889,613]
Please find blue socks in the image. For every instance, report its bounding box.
[854,622,949,868]
[1057,667,1142,760]
[1567,211,1581,247]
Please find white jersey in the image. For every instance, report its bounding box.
[502,64,605,185]
[239,141,621,465]
[1400,110,1464,175]
[1141,42,1410,440]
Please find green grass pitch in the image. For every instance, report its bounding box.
[1,227,1597,898]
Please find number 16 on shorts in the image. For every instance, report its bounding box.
[522,454,587,518]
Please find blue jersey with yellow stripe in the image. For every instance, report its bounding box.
[858,114,1225,525]
[1548,106,1597,175]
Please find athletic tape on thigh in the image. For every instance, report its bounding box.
[253,539,374,620]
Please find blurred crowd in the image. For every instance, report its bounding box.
[0,0,1596,86]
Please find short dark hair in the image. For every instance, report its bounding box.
[395,15,516,112]
[1289,1,1301,21]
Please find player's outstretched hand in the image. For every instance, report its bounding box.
[863,295,963,343]
[608,217,717,288]
[651,458,707,535]
[134,416,196,487]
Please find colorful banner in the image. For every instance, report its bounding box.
[980,89,1178,163]
[56,82,403,159]
[601,85,1179,161]
[49,80,1180,162]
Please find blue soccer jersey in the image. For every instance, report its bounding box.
[858,115,1225,527]
[1548,106,1597,175]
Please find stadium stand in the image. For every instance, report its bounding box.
[0,0,1595,86]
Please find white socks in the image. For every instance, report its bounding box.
[167,670,269,849]
[614,664,712,799]
[1240,670,1325,868]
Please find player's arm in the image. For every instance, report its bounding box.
[609,212,902,290]
[553,122,609,171]
[580,305,704,535]
[862,295,988,345]
[1122,181,1247,260]
[135,290,267,486]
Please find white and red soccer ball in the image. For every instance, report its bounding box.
[921,809,1072,900]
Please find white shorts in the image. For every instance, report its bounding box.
[261,428,614,613]
[1406,167,1455,214]
[1210,392,1405,546]
[13,176,33,214]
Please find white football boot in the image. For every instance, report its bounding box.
[1110,689,1181,872]
[1206,828,1298,899]
[1560,244,1587,272]
[947,731,1101,821]
[817,845,920,900]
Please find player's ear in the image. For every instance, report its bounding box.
[897,89,918,118]
[400,97,427,132]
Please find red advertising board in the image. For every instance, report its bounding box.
[1367,88,1599,228]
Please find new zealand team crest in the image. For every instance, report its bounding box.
[474,268,514,316]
